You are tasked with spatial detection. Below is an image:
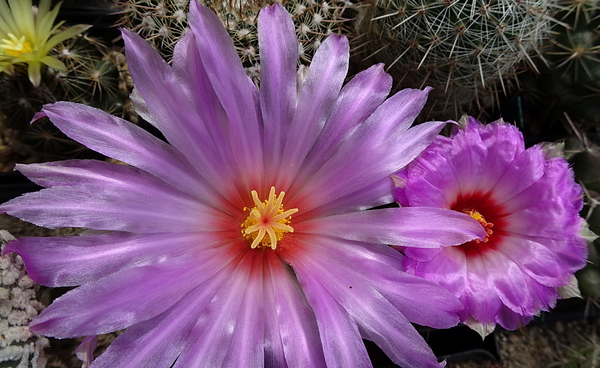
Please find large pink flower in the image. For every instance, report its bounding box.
[0,3,484,368]
[395,117,588,335]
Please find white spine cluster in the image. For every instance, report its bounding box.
[0,230,48,368]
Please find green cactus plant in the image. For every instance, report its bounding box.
[353,0,559,121]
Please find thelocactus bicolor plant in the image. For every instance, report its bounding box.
[394,117,588,336]
[354,0,557,119]
[0,0,89,86]
[1,2,486,367]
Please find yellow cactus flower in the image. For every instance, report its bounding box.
[0,0,90,86]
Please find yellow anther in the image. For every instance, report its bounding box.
[241,187,298,250]
[463,209,494,243]
[1,33,33,58]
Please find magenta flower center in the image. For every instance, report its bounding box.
[450,191,508,257]
[240,186,299,250]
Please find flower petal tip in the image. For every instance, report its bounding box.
[464,317,496,339]
[261,2,286,15]
[31,110,48,124]
[1,243,16,257]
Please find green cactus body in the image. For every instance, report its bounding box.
[355,0,557,120]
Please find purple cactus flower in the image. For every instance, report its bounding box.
[0,3,485,368]
[394,117,588,335]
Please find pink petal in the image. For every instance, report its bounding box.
[30,254,227,338]
[298,206,485,248]
[296,118,446,215]
[298,64,392,183]
[39,103,218,203]
[488,145,546,201]
[481,248,535,315]
[500,157,579,213]
[258,3,298,182]
[1,161,224,232]
[495,305,534,330]
[505,198,582,239]
[461,255,503,324]
[497,235,571,287]
[263,252,326,368]
[286,236,451,368]
[189,1,263,183]
[442,123,489,194]
[122,29,241,196]
[278,34,349,189]
[89,284,216,368]
[470,122,526,191]
[404,247,468,300]
[5,232,213,287]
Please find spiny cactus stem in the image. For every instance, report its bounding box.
[390,11,421,31]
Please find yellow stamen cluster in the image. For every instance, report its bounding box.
[1,34,33,58]
[463,209,494,243]
[241,187,298,250]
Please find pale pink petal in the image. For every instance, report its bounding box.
[263,252,326,368]
[291,265,372,368]
[172,250,265,367]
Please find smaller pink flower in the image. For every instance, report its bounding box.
[394,117,588,335]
